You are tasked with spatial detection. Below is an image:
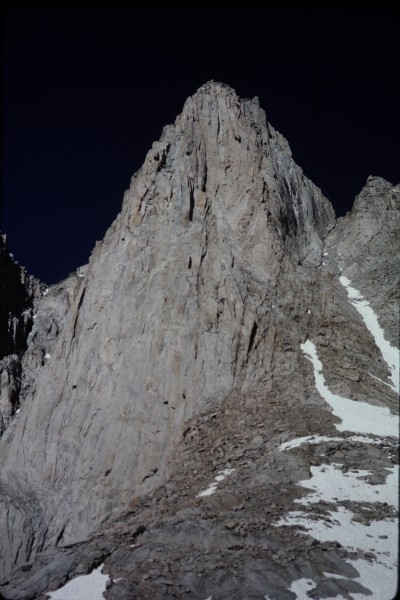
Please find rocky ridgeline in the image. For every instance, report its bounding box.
[0,82,398,600]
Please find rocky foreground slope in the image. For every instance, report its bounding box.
[0,82,398,600]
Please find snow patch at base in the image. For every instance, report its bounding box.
[288,578,316,599]
[47,564,109,599]
[276,453,398,599]
[278,434,394,452]
[294,463,398,508]
[345,558,398,600]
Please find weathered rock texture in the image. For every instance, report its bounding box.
[328,176,399,346]
[0,235,44,433]
[0,82,398,600]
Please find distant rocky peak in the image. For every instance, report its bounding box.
[351,175,399,214]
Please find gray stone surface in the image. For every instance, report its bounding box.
[0,82,398,599]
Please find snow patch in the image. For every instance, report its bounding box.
[339,276,399,394]
[294,464,398,508]
[278,434,393,452]
[288,578,316,599]
[47,564,109,600]
[275,462,399,599]
[277,507,398,598]
[345,558,398,600]
[300,340,398,437]
[196,468,235,498]
[45,353,51,359]
[43,288,49,296]
[265,587,339,600]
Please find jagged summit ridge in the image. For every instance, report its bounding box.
[120,80,334,265]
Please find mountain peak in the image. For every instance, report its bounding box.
[0,85,398,600]
[169,81,266,147]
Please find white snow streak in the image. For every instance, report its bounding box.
[278,434,393,452]
[300,340,398,437]
[196,468,235,498]
[47,564,109,600]
[339,276,399,394]
[278,286,400,600]
[368,371,394,391]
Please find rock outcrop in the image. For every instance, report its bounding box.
[0,82,398,600]
[0,234,43,433]
[328,176,399,346]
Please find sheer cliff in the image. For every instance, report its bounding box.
[0,82,398,600]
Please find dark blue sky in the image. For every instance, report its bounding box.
[1,6,399,284]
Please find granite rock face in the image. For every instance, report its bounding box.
[0,82,398,600]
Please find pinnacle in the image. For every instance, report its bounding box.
[181,80,262,130]
[195,80,237,96]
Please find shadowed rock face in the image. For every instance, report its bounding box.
[0,235,43,434]
[0,83,398,599]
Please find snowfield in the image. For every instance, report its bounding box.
[47,564,109,600]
